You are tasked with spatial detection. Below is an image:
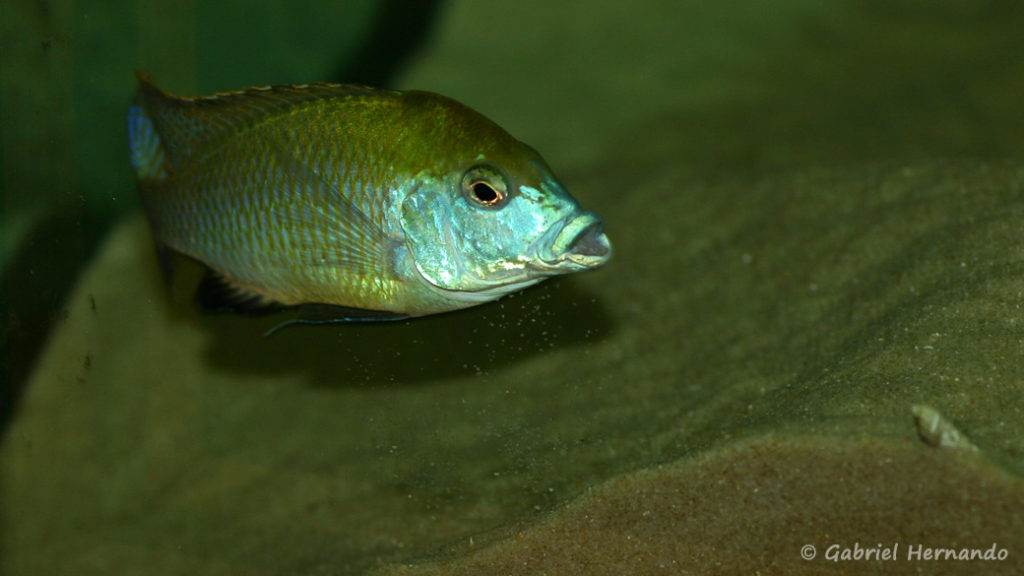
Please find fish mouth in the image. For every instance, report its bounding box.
[535,211,612,272]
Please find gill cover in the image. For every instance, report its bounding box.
[400,164,592,299]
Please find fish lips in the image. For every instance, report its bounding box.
[534,211,612,273]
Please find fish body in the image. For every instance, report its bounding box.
[127,74,610,320]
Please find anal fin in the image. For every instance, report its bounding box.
[194,272,408,335]
[196,272,285,315]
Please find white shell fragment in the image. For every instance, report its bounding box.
[912,404,978,452]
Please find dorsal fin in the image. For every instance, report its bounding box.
[132,71,391,171]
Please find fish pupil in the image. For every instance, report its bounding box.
[472,181,500,204]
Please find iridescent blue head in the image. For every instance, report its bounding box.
[393,95,611,306]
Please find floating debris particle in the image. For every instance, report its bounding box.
[912,404,978,452]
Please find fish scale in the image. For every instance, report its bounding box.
[128,73,611,326]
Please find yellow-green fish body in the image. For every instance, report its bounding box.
[128,74,610,321]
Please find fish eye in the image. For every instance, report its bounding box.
[461,165,509,208]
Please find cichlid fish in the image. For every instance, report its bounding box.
[127,73,610,327]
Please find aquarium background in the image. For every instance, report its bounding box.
[3,1,1024,574]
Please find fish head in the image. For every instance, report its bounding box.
[400,145,611,305]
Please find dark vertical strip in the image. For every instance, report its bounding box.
[0,0,83,445]
[335,0,448,87]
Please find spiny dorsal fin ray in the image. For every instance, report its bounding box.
[133,71,391,171]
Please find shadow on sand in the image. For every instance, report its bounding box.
[196,278,614,388]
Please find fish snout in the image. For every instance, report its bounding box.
[540,212,612,271]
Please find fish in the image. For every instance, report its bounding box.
[127,73,611,329]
